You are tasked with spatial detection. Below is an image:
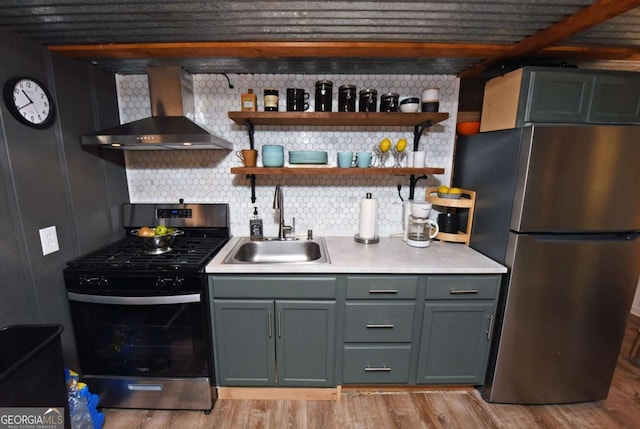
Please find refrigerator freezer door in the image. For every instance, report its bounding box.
[512,125,640,233]
[484,232,640,404]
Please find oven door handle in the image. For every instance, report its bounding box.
[67,292,201,305]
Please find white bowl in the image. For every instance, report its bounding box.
[410,201,432,218]
[400,103,419,113]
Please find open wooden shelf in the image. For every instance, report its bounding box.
[231,166,445,176]
[228,111,449,126]
[229,110,449,202]
[427,194,476,208]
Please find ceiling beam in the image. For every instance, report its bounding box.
[49,40,640,70]
[539,45,640,62]
[49,41,510,59]
[458,0,640,78]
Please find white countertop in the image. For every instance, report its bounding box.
[206,236,507,274]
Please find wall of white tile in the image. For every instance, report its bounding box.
[118,73,460,238]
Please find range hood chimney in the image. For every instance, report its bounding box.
[81,67,233,150]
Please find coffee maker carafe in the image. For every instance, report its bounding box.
[403,201,439,248]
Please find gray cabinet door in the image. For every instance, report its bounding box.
[416,302,494,385]
[213,300,276,386]
[588,74,640,123]
[276,300,336,387]
[522,70,593,124]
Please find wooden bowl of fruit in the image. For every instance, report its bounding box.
[131,226,183,254]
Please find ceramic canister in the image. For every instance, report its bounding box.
[314,80,333,112]
[380,93,400,112]
[338,84,357,112]
[421,87,440,112]
[359,88,378,112]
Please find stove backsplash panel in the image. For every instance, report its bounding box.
[118,73,460,237]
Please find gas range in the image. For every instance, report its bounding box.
[63,203,230,411]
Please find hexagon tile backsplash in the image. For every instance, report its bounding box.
[118,73,460,238]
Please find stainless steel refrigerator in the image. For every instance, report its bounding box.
[453,124,640,404]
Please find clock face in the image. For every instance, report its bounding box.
[3,77,55,129]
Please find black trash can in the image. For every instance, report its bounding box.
[0,324,71,429]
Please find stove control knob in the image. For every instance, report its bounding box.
[174,277,184,291]
[155,277,167,289]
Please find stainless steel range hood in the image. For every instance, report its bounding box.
[81,67,233,150]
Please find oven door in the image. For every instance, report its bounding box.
[67,292,209,378]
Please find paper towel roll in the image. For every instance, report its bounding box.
[358,193,378,239]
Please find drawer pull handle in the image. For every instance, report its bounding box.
[449,289,479,295]
[365,366,391,372]
[369,289,398,294]
[366,324,395,329]
[486,314,495,341]
[128,384,163,391]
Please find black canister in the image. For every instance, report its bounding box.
[263,88,279,111]
[314,80,333,112]
[359,88,378,112]
[338,84,357,112]
[438,212,460,233]
[380,92,400,112]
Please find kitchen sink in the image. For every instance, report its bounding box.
[222,237,330,264]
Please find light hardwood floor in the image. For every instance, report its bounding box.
[101,316,640,428]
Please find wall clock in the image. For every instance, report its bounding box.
[3,76,56,129]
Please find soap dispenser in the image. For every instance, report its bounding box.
[250,206,263,240]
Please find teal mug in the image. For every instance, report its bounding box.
[337,151,354,168]
[355,151,373,168]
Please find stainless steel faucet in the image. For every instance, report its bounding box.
[273,184,294,240]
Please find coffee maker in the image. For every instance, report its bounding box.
[403,201,439,248]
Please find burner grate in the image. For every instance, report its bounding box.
[66,237,228,271]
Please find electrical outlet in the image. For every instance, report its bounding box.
[39,226,60,256]
[389,202,403,224]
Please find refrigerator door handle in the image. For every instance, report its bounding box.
[527,231,640,242]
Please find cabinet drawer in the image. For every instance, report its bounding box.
[346,276,418,300]
[344,302,415,342]
[426,275,500,300]
[210,275,337,299]
[343,344,411,384]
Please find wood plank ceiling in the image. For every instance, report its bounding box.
[0,0,639,78]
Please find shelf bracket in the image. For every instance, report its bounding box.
[413,120,432,151]
[242,119,258,202]
[409,175,428,201]
[409,120,433,200]
[246,174,257,203]
[244,119,255,150]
